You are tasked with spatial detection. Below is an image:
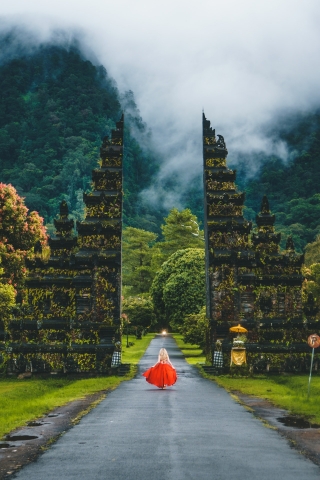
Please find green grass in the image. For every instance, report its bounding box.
[212,374,320,424]
[171,334,205,364]
[0,334,154,439]
[121,333,154,363]
[0,376,124,439]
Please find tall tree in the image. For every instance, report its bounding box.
[0,183,47,287]
[122,295,156,337]
[304,235,320,266]
[0,258,15,323]
[183,306,209,351]
[157,208,204,264]
[302,263,320,307]
[122,227,158,294]
[150,248,205,330]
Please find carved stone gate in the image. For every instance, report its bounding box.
[4,115,124,373]
[203,113,316,369]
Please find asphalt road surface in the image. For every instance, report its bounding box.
[13,335,320,479]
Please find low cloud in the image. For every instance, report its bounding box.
[1,0,320,209]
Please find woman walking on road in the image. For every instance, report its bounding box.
[142,347,177,389]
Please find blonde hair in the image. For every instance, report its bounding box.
[159,348,169,362]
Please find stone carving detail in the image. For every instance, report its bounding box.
[216,134,226,149]
[286,235,295,251]
[261,195,270,214]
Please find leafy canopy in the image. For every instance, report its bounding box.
[122,209,205,295]
[160,208,204,256]
[304,235,320,266]
[0,282,16,322]
[0,38,162,230]
[183,306,209,350]
[122,296,156,331]
[122,227,158,295]
[150,248,205,330]
[0,183,47,286]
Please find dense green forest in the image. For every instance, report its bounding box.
[0,33,163,234]
[235,111,320,252]
[1,31,320,252]
[2,30,320,353]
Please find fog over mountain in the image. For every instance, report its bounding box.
[1,0,320,208]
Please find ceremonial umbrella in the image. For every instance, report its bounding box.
[229,324,248,334]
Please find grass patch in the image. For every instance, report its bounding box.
[171,334,205,364]
[0,376,123,439]
[121,333,155,364]
[212,374,320,424]
[0,334,154,439]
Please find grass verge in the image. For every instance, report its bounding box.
[171,334,205,364]
[0,376,123,439]
[0,333,154,439]
[211,374,320,424]
[121,333,155,363]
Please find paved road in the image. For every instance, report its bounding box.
[13,335,320,479]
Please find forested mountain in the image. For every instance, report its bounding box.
[1,30,320,251]
[182,112,320,253]
[235,111,320,252]
[0,32,163,233]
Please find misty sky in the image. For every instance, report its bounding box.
[1,0,320,207]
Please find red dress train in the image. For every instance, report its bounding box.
[143,361,177,388]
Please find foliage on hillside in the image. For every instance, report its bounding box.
[0,45,118,220]
[235,110,320,252]
[0,35,162,232]
[2,32,320,248]
[120,90,163,232]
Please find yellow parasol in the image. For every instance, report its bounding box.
[229,324,248,334]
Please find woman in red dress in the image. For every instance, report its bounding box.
[142,348,177,389]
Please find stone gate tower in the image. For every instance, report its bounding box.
[202,113,253,349]
[203,114,306,366]
[5,115,124,373]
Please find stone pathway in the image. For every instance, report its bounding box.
[11,335,320,479]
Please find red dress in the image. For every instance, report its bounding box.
[143,361,177,388]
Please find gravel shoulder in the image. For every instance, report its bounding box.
[235,392,320,467]
[0,391,108,479]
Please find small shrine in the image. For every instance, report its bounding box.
[5,115,124,374]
